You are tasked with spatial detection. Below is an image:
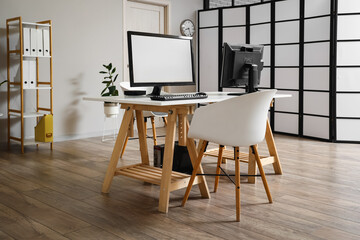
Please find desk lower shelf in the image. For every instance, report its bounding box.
[115,164,202,192]
[205,148,275,166]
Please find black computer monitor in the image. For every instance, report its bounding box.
[127,31,195,96]
[220,42,264,94]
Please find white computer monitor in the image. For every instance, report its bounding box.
[127,31,195,96]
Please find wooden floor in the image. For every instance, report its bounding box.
[1,129,360,240]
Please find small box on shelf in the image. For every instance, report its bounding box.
[35,114,53,142]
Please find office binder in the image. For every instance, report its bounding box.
[22,60,30,89]
[29,59,36,88]
[43,29,50,56]
[37,28,43,56]
[23,28,31,56]
[30,28,37,56]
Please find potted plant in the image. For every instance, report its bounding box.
[100,63,119,117]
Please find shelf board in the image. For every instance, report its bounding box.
[9,53,51,58]
[114,164,202,192]
[8,21,51,27]
[23,55,51,58]
[10,85,52,90]
[9,112,45,118]
[25,86,52,90]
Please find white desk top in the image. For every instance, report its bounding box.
[83,92,291,106]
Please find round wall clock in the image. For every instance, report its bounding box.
[180,19,195,37]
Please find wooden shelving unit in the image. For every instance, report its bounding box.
[6,16,53,153]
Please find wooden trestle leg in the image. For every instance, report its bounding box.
[102,106,134,193]
[158,108,177,213]
[182,140,209,207]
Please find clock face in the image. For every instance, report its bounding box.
[180,19,195,37]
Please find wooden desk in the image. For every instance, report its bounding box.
[84,92,290,213]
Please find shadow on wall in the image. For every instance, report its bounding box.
[62,74,87,136]
[0,28,8,148]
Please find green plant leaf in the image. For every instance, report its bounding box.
[111,67,116,74]
[108,63,112,70]
[108,86,116,92]
[99,71,107,74]
[102,81,111,84]
[102,64,108,69]
[113,74,118,82]
[102,92,110,96]
[113,89,119,96]
[101,87,108,95]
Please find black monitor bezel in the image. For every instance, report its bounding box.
[127,31,196,88]
[220,42,264,90]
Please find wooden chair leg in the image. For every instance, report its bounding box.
[163,117,168,126]
[214,145,224,193]
[234,147,241,222]
[120,114,135,158]
[221,146,227,164]
[150,116,157,145]
[248,146,257,184]
[181,140,208,207]
[120,135,129,158]
[252,145,273,203]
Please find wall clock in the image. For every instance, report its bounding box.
[180,19,195,37]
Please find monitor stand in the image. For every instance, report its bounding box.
[147,85,162,97]
[247,64,258,93]
[227,64,259,96]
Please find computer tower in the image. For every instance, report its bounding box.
[153,141,193,174]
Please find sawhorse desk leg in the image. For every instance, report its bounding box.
[158,112,210,213]
[102,106,134,193]
[158,109,177,213]
[248,119,282,183]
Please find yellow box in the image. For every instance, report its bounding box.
[35,114,53,142]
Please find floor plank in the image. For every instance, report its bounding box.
[1,129,360,239]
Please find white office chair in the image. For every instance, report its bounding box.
[182,89,276,222]
[119,82,168,157]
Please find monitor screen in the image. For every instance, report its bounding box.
[127,31,195,96]
[220,42,264,93]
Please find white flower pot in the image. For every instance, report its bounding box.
[104,102,119,118]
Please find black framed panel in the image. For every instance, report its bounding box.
[198,0,360,142]
[198,9,219,92]
[335,0,360,142]
[272,0,301,136]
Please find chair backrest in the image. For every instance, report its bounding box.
[188,90,277,147]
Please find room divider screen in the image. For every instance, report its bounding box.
[198,0,360,143]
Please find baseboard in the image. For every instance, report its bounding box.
[54,130,116,142]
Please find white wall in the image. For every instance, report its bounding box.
[169,0,203,93]
[0,0,203,147]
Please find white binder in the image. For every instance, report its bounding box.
[23,28,31,56]
[43,29,50,56]
[30,28,37,56]
[22,60,30,89]
[29,60,36,88]
[37,28,43,56]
